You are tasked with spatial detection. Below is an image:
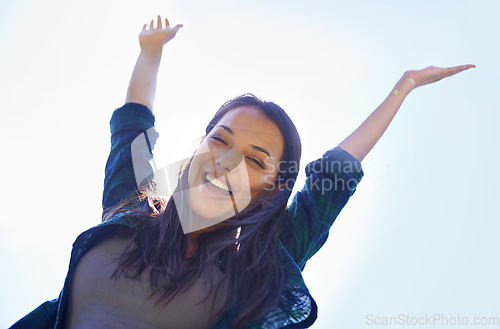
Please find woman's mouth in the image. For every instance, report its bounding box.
[206,173,230,191]
[202,172,232,199]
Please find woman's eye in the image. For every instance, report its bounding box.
[248,157,265,169]
[211,136,227,145]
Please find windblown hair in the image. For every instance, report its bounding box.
[105,94,302,329]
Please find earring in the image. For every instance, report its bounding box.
[235,227,241,252]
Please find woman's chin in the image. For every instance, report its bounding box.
[185,186,237,224]
[173,176,253,233]
[189,178,251,218]
[191,198,235,220]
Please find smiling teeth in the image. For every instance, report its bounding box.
[206,173,230,191]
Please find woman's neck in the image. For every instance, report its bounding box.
[185,236,199,258]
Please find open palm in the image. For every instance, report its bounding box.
[139,15,183,48]
[404,64,475,88]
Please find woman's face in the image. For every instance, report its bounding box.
[187,106,284,222]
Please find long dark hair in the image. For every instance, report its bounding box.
[107,94,302,328]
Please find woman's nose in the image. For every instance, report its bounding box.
[215,149,243,174]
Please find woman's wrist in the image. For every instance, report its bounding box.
[404,76,416,90]
[140,42,164,56]
[402,71,417,89]
[138,46,163,68]
[392,75,415,97]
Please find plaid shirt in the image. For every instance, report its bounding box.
[10,103,363,329]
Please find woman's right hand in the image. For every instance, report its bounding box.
[403,64,476,89]
[139,15,183,50]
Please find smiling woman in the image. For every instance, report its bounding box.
[106,94,306,329]
[9,14,475,329]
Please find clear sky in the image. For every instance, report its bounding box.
[1,0,498,328]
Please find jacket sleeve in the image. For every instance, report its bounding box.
[102,102,158,218]
[280,147,364,271]
[8,299,58,329]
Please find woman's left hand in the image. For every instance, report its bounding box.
[139,15,183,50]
[403,64,476,89]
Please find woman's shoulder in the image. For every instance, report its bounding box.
[101,211,142,228]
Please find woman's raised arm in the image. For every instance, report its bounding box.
[102,16,181,216]
[338,64,476,162]
[125,15,183,111]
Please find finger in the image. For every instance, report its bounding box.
[157,15,162,29]
[449,64,475,72]
[165,18,170,28]
[150,19,154,29]
[443,65,474,77]
[456,64,476,73]
[142,24,147,31]
[173,24,183,33]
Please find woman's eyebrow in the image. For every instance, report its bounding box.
[251,145,271,159]
[218,125,234,135]
[217,125,272,159]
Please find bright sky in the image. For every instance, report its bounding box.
[1,0,499,328]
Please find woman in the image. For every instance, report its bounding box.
[10,15,474,329]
